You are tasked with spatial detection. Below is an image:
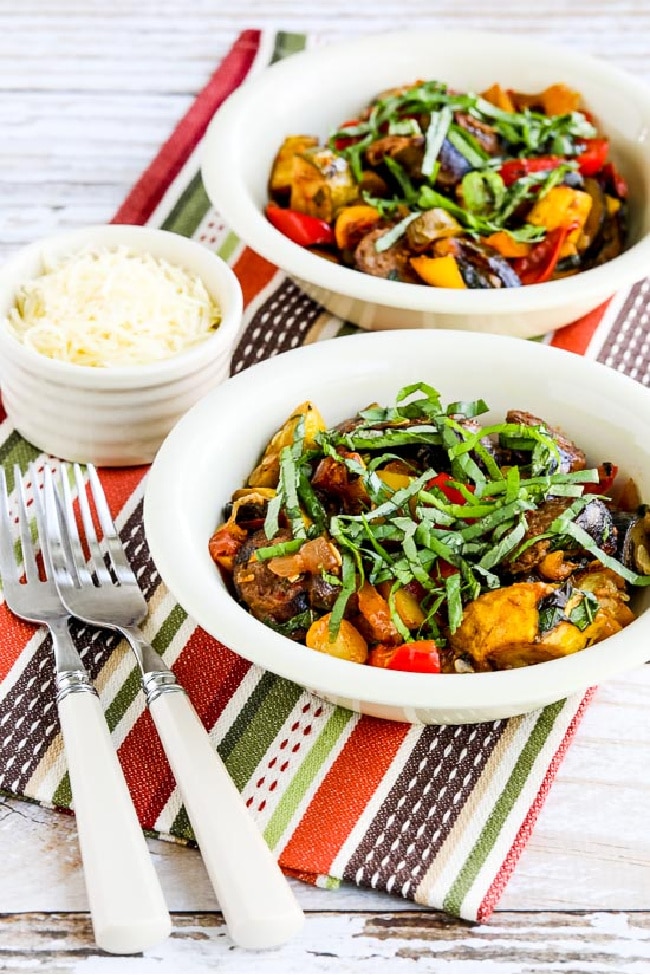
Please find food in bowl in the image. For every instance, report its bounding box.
[266,78,628,289]
[4,245,222,367]
[201,30,650,336]
[209,382,650,676]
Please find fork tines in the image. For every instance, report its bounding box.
[0,463,57,590]
[45,463,136,590]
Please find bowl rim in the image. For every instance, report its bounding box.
[0,224,244,389]
[143,329,650,713]
[200,27,650,315]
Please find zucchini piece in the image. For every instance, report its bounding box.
[290,147,358,222]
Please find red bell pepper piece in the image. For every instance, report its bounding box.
[265,203,334,248]
[500,140,610,186]
[332,118,362,151]
[499,157,564,186]
[369,640,441,674]
[426,472,474,506]
[512,224,576,285]
[581,462,619,495]
[576,138,609,176]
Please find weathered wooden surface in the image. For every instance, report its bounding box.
[1,1,650,971]
[4,912,650,974]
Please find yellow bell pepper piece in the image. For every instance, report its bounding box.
[541,83,581,116]
[481,83,515,114]
[376,469,413,491]
[410,255,467,289]
[335,204,381,250]
[527,186,593,258]
[482,231,531,259]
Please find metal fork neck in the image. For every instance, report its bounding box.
[115,624,184,706]
[50,616,98,701]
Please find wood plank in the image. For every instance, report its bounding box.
[2,910,650,973]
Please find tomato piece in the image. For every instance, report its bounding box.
[357,582,400,644]
[425,472,473,506]
[208,522,247,571]
[512,224,576,285]
[368,641,441,674]
[576,138,609,176]
[499,157,564,186]
[265,203,334,247]
[436,559,459,580]
[581,462,619,496]
[332,118,362,151]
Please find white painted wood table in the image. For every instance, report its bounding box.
[1,2,650,972]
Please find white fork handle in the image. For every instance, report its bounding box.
[148,688,304,949]
[58,689,171,954]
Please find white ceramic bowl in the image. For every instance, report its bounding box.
[201,29,650,337]
[144,330,650,725]
[0,224,243,466]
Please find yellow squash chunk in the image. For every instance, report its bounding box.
[290,148,358,222]
[393,588,426,630]
[448,577,633,670]
[527,185,593,257]
[306,615,369,664]
[410,255,467,289]
[376,583,426,630]
[268,135,319,199]
[247,401,326,488]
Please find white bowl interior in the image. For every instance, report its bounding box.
[144,330,650,724]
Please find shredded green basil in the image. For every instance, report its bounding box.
[246,381,647,648]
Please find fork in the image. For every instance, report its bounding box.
[44,462,304,951]
[0,464,170,955]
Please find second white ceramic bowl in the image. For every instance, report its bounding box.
[0,225,243,466]
[202,29,650,336]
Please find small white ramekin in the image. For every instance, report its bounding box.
[0,224,243,466]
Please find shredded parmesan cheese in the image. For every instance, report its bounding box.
[4,245,222,367]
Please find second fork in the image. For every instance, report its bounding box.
[44,462,305,950]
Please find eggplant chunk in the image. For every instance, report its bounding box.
[354,227,420,282]
[507,497,616,577]
[614,506,650,574]
[233,529,340,629]
[506,410,587,472]
[365,135,424,177]
[456,240,522,289]
[448,573,634,670]
[233,530,311,626]
[406,208,463,251]
[436,138,473,187]
[454,112,500,155]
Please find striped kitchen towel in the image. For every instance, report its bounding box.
[0,29,647,924]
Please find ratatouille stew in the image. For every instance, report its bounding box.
[209,384,650,674]
[265,79,628,288]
